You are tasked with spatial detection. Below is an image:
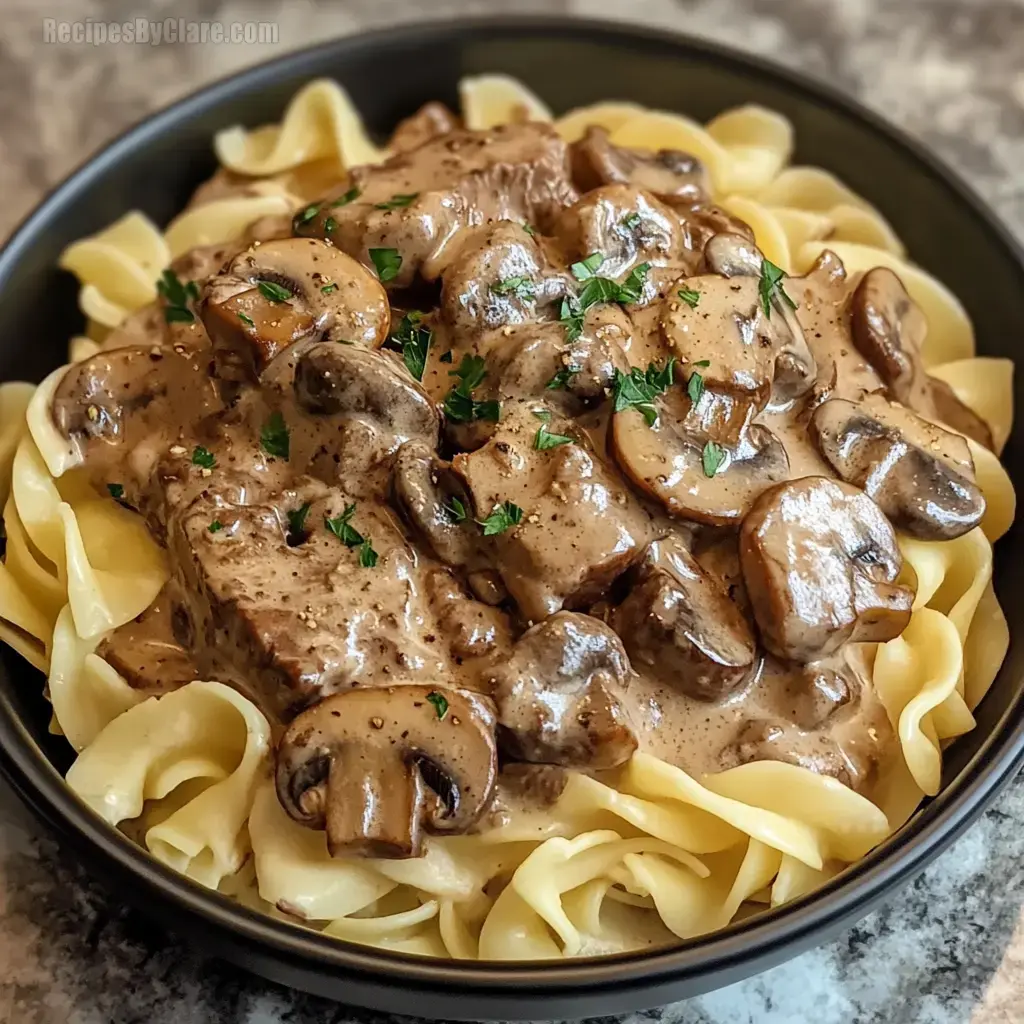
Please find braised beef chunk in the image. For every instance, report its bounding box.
[389,101,462,152]
[295,123,579,286]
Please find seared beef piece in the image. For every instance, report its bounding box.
[296,123,579,287]
[389,102,462,152]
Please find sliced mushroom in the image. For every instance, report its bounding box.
[613,535,757,701]
[727,719,860,788]
[275,685,498,858]
[849,267,993,448]
[389,101,461,152]
[739,477,915,662]
[611,388,790,526]
[489,612,638,769]
[202,237,390,381]
[811,394,985,540]
[569,126,708,203]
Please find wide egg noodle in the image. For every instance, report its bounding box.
[927,357,1013,455]
[460,74,553,130]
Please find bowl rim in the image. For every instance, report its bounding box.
[1,12,1023,997]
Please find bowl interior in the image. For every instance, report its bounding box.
[0,17,1022,1014]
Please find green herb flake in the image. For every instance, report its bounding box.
[331,186,361,207]
[443,354,500,423]
[532,409,552,422]
[758,258,797,318]
[491,276,536,301]
[260,411,290,460]
[622,212,642,231]
[616,262,651,305]
[107,483,124,499]
[358,540,379,568]
[612,358,677,428]
[478,501,524,537]
[426,690,449,720]
[444,496,467,523]
[324,502,363,548]
[687,370,705,404]
[286,502,311,543]
[324,216,338,234]
[208,519,224,534]
[387,311,432,382]
[156,269,199,324]
[702,441,727,478]
[191,446,215,470]
[258,280,293,303]
[369,247,402,282]
[678,286,701,308]
[521,222,536,237]
[534,424,574,451]
[238,311,256,327]
[374,192,419,210]
[321,283,338,295]
[571,252,605,281]
[545,367,576,390]
[292,203,321,231]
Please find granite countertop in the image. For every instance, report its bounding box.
[2,0,1024,1021]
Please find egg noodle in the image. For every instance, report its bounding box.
[0,74,1013,959]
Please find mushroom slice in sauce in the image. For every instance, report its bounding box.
[490,611,638,769]
[611,388,790,526]
[613,535,757,702]
[739,476,915,663]
[453,406,653,622]
[388,101,462,152]
[569,125,708,202]
[275,685,498,858]
[811,394,985,540]
[849,267,993,448]
[202,237,390,381]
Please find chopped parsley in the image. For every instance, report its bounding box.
[208,520,224,534]
[426,690,449,720]
[260,411,290,460]
[686,359,711,404]
[702,441,726,478]
[478,501,524,536]
[258,280,293,303]
[374,192,419,210]
[324,216,338,235]
[107,483,124,499]
[156,269,199,324]
[292,203,320,231]
[369,247,402,282]
[521,222,536,237]
[439,350,453,363]
[490,276,535,301]
[571,252,605,280]
[191,446,215,470]
[546,366,577,390]
[532,409,552,422]
[237,311,255,327]
[759,258,797,318]
[443,354,500,423]
[678,286,701,308]
[534,424,574,450]
[321,283,338,295]
[615,262,651,304]
[324,502,363,547]
[388,311,431,381]
[444,496,467,523]
[612,358,677,427]
[358,540,379,568]
[331,186,361,207]
[622,212,642,231]
[560,254,652,339]
[286,502,311,544]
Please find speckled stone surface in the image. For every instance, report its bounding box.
[2,1,1024,1021]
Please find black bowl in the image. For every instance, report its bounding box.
[0,16,1021,1020]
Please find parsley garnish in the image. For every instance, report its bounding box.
[686,360,711,404]
[191,446,215,469]
[443,354,500,423]
[612,358,677,427]
[426,690,449,720]
[258,280,293,303]
[156,269,199,324]
[260,411,289,459]
[491,276,535,301]
[325,502,364,547]
[324,216,337,235]
[521,222,536,237]
[208,520,224,533]
[439,350,453,363]
[615,262,651,305]
[702,441,726,478]
[532,409,552,422]
[571,253,605,280]
[534,424,574,450]
[546,366,577,390]
[292,203,320,231]
[444,496,467,523]
[678,286,701,308]
[622,212,642,231]
[331,186,361,207]
[374,192,419,210]
[358,540,379,568]
[238,311,255,327]
[107,483,124,499]
[388,311,431,381]
[559,255,651,339]
[286,502,311,544]
[478,501,524,536]
[369,247,402,282]
[759,259,797,318]
[321,283,337,295]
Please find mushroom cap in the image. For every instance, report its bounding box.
[613,535,757,702]
[739,476,915,663]
[275,684,498,859]
[490,611,638,769]
[202,237,390,380]
[811,394,985,540]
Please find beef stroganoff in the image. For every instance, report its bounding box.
[0,74,1014,959]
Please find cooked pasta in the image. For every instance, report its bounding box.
[0,73,1012,962]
